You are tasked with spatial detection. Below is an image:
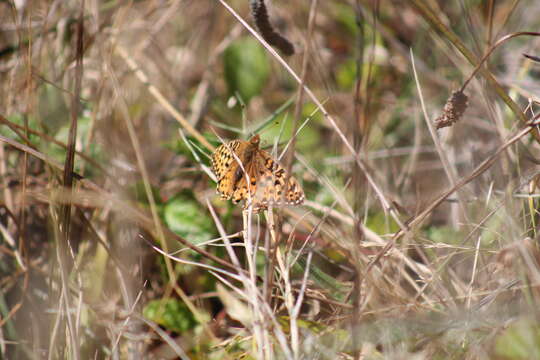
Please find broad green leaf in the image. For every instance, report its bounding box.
[223,37,270,103]
[164,195,214,245]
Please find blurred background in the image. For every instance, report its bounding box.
[1,0,540,358]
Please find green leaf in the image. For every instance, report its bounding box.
[333,3,359,36]
[143,298,197,333]
[164,195,214,245]
[223,37,270,103]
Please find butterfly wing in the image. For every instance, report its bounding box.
[245,148,304,211]
[211,140,243,200]
[230,154,259,204]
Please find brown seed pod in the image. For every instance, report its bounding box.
[434,90,469,129]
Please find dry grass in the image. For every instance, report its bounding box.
[1,0,540,359]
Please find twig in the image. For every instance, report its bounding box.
[57,3,85,358]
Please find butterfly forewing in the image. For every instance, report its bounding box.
[212,140,244,200]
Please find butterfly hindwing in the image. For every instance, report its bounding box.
[252,149,305,209]
[231,159,258,204]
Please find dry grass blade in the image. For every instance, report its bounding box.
[523,53,540,63]
[0,115,111,178]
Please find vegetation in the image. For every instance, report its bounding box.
[1,0,540,358]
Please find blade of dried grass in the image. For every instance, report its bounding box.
[0,140,14,237]
[207,201,243,270]
[106,56,188,344]
[148,238,244,283]
[104,56,216,348]
[111,287,146,356]
[244,207,269,360]
[0,214,25,270]
[33,186,243,274]
[267,206,298,356]
[465,236,482,310]
[412,201,504,306]
[0,134,67,174]
[209,197,273,358]
[282,0,318,215]
[47,288,64,360]
[460,32,540,92]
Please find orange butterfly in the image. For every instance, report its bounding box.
[211,135,304,211]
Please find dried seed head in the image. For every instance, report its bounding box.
[250,0,295,56]
[434,90,469,129]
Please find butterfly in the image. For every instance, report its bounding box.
[210,134,304,211]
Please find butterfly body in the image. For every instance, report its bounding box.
[211,135,304,211]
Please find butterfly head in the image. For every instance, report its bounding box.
[249,134,261,147]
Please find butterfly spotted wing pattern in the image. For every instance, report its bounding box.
[211,135,304,211]
[211,139,246,200]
